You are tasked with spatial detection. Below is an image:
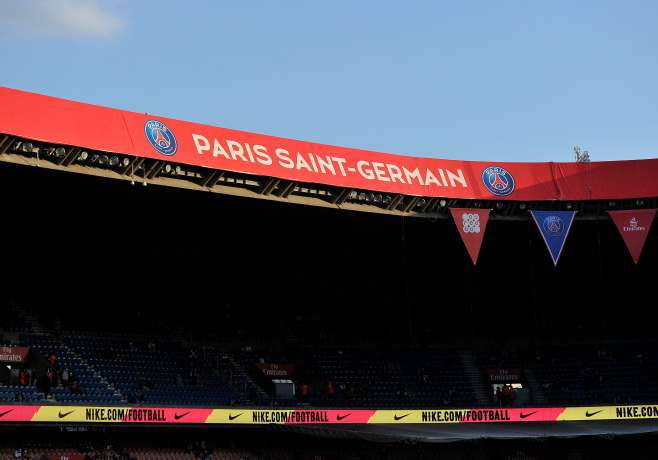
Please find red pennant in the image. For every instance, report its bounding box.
[450,208,491,265]
[608,209,656,264]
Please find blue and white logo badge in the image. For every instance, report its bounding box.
[144,120,177,156]
[542,215,564,236]
[482,166,515,197]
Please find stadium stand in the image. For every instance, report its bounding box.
[530,341,658,405]
[4,308,658,410]
[62,333,242,406]
[308,349,474,407]
[19,333,122,404]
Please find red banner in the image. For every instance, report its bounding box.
[608,209,656,264]
[0,403,657,424]
[2,87,658,201]
[256,363,295,378]
[486,368,522,383]
[0,346,30,363]
[450,208,490,264]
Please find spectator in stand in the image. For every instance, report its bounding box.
[300,383,309,402]
[500,384,517,406]
[15,391,24,402]
[60,367,69,387]
[48,352,57,369]
[18,368,28,386]
[495,386,502,406]
[46,367,53,385]
[70,380,83,395]
[326,381,334,400]
[189,348,198,378]
[501,384,512,406]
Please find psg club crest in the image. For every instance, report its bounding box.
[144,120,177,156]
[541,215,564,236]
[530,210,576,266]
[481,166,515,197]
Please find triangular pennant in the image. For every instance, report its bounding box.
[608,209,656,264]
[449,208,491,265]
[530,210,577,266]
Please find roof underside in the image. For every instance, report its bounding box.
[0,133,655,221]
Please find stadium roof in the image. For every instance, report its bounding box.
[1,87,657,219]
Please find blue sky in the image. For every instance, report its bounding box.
[1,0,658,162]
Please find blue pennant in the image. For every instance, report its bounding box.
[530,210,577,266]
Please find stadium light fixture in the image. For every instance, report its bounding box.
[79,151,89,161]
[358,192,366,201]
[439,199,447,207]
[122,158,130,167]
[374,194,383,203]
[566,203,573,210]
[636,199,645,207]
[54,147,66,158]
[416,198,427,208]
[109,156,119,167]
[496,202,504,210]
[519,203,527,210]
[574,145,591,163]
[383,195,392,205]
[164,164,172,174]
[348,190,358,200]
[608,201,616,208]
[21,142,33,153]
[98,155,109,165]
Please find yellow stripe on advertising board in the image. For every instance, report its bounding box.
[557,406,614,421]
[558,405,658,421]
[205,409,253,424]
[367,410,423,424]
[31,406,171,423]
[32,406,110,423]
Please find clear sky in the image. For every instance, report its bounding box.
[1,0,658,162]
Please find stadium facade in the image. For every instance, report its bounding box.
[1,87,658,457]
